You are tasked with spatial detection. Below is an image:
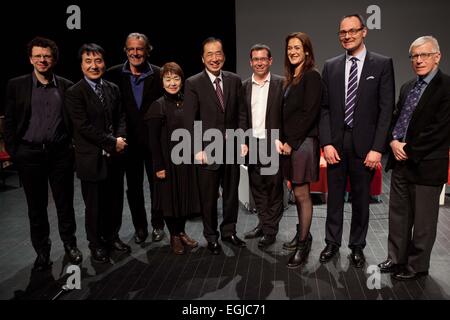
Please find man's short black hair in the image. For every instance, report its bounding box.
[78,43,105,62]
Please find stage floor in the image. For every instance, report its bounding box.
[1,166,449,300]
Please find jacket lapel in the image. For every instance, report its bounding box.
[409,70,442,124]
[265,78,278,127]
[222,72,230,112]
[337,55,346,110]
[246,80,253,127]
[201,70,224,113]
[356,51,372,107]
[24,74,33,117]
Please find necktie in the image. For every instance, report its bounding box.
[214,77,225,111]
[95,83,105,106]
[344,57,358,127]
[392,79,426,140]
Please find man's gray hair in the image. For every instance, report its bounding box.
[409,36,440,54]
[124,32,153,56]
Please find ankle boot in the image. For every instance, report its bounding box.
[283,224,300,251]
[179,232,199,248]
[170,235,185,255]
[286,234,313,269]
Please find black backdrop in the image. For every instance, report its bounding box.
[1,0,236,114]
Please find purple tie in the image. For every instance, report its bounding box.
[344,57,358,127]
[214,77,225,111]
[392,79,426,140]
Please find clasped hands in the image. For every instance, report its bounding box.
[240,139,292,157]
[323,145,381,170]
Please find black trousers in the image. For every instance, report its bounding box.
[197,164,240,242]
[387,163,441,272]
[164,217,187,235]
[325,130,373,249]
[124,144,164,231]
[247,138,283,236]
[16,142,76,254]
[80,157,124,249]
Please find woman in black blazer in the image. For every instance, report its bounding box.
[145,62,200,255]
[281,32,322,268]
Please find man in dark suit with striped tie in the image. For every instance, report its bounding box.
[184,37,244,255]
[66,43,129,263]
[319,14,395,267]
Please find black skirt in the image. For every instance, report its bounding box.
[282,137,320,184]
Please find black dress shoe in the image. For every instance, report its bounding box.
[64,244,83,264]
[392,270,428,281]
[33,253,53,272]
[134,229,148,244]
[378,259,399,273]
[222,234,246,247]
[207,241,222,255]
[258,235,276,247]
[349,247,365,268]
[319,243,339,263]
[90,247,109,264]
[152,228,165,242]
[111,239,131,253]
[244,226,263,239]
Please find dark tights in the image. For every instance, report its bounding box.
[293,183,313,241]
[164,217,186,236]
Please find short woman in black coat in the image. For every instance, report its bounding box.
[145,62,200,255]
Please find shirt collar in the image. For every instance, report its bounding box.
[346,45,367,63]
[419,67,438,85]
[84,76,103,91]
[122,61,153,78]
[252,72,271,85]
[32,72,57,88]
[205,68,222,83]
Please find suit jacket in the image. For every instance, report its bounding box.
[283,69,322,150]
[319,51,395,157]
[183,70,242,170]
[4,73,73,158]
[105,63,162,148]
[239,73,283,164]
[239,73,284,134]
[65,78,126,181]
[386,70,450,185]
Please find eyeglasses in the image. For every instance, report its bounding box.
[338,27,364,38]
[32,54,53,60]
[409,52,438,61]
[251,57,270,63]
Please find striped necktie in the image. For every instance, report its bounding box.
[214,77,225,111]
[344,57,358,127]
[95,83,105,106]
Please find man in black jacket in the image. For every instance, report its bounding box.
[239,44,284,248]
[184,37,244,255]
[378,36,450,281]
[319,14,395,268]
[66,43,128,263]
[105,33,164,244]
[4,37,82,271]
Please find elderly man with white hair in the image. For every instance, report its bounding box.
[378,36,450,281]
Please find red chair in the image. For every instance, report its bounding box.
[0,150,20,187]
[0,151,11,186]
[309,153,383,201]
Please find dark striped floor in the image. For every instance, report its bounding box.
[0,166,449,301]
